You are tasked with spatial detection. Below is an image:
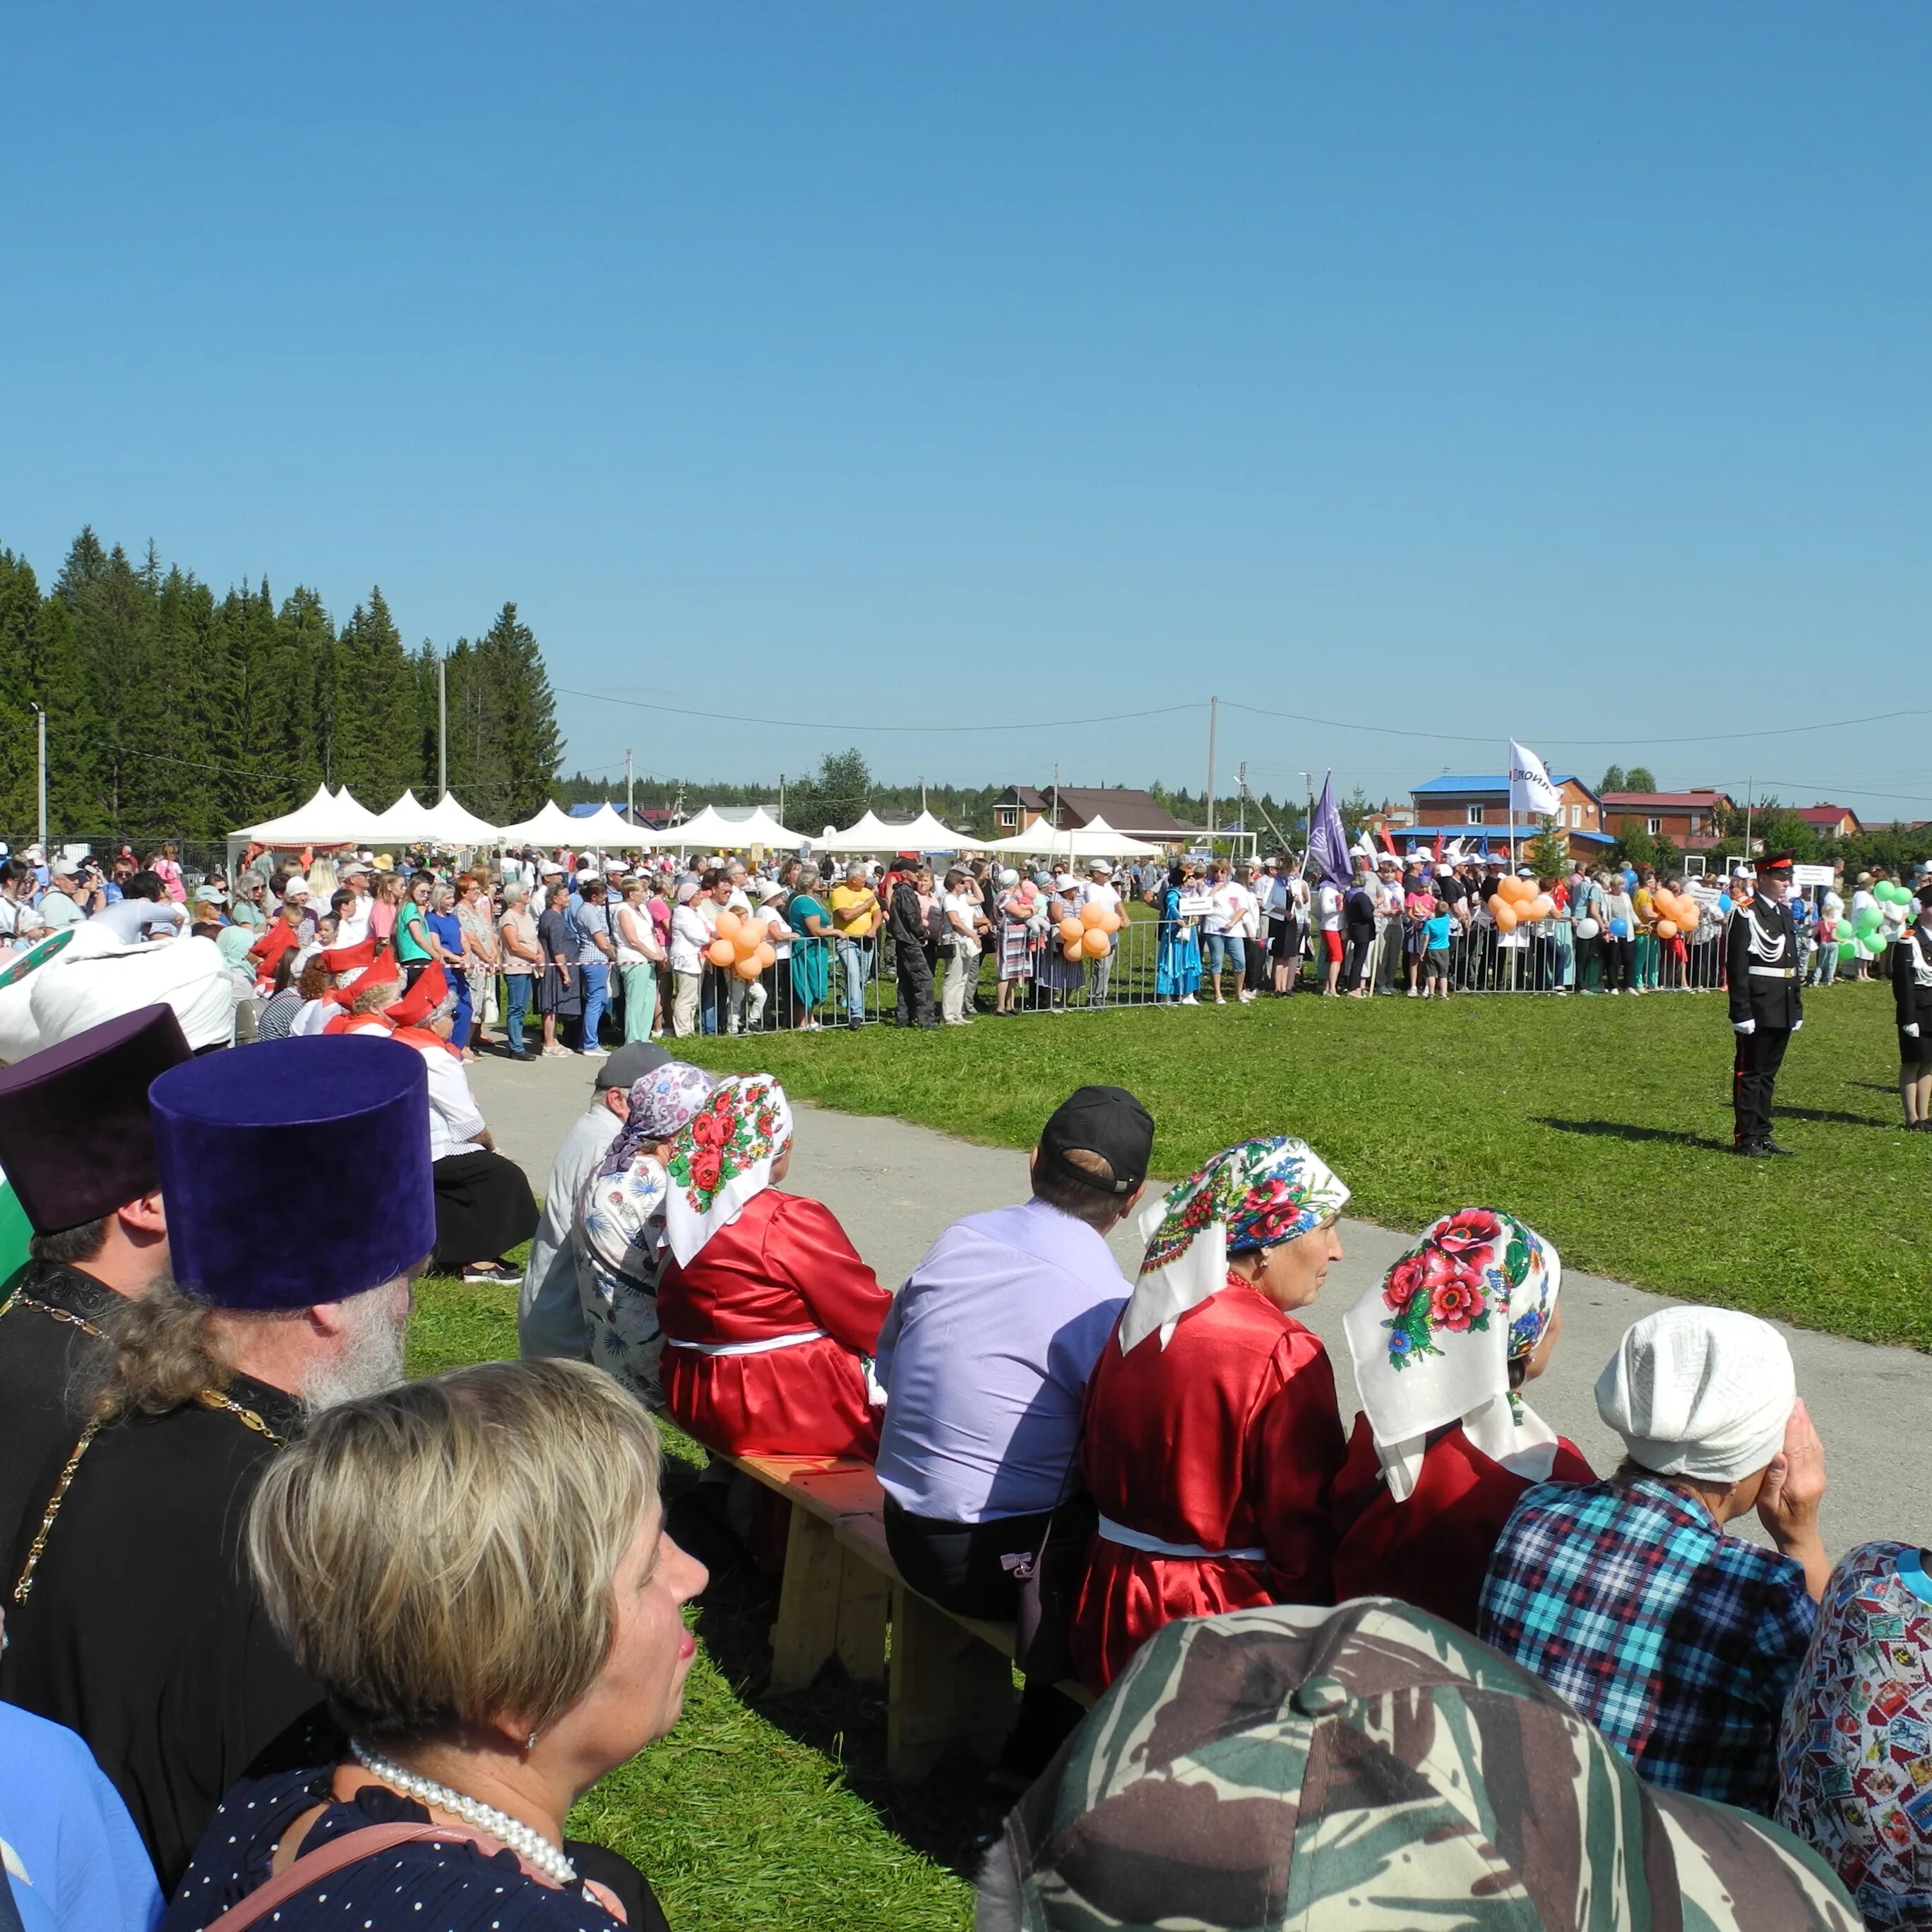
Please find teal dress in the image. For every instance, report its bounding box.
[790,894,830,1010]
[1156,886,1200,998]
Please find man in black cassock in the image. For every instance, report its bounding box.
[1726,849,1804,1157]
[1,1033,437,1892]
[0,1004,189,1557]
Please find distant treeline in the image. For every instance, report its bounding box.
[0,529,562,846]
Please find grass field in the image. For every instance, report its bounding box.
[407,1275,981,1932]
[678,977,1931,1351]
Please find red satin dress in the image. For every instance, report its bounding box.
[1071,1274,1347,1695]
[657,1188,892,1459]
[1329,1417,1595,1633]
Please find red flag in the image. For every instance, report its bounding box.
[1433,832,1443,864]
[1379,826,1398,858]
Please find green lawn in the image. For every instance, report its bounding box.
[407,1275,979,1932]
[679,978,1930,1352]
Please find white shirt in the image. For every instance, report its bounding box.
[335,893,373,948]
[1316,883,1342,933]
[419,1044,489,1163]
[614,901,660,966]
[519,1101,622,1361]
[1079,881,1122,920]
[943,890,979,938]
[669,903,711,974]
[90,898,186,943]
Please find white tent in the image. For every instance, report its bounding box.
[236,784,387,849]
[420,792,501,846]
[569,802,638,848]
[734,804,806,848]
[659,804,743,851]
[809,810,901,855]
[366,790,439,844]
[886,809,974,852]
[982,813,1162,861]
[495,800,583,846]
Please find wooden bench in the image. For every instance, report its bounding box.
[725,1451,1091,1782]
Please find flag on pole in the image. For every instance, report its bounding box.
[1306,773,1351,886]
[1508,740,1563,821]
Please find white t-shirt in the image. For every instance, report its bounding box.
[1079,881,1121,919]
[1220,882,1261,941]
[335,894,374,948]
[1316,883,1342,933]
[90,898,186,943]
[669,904,711,974]
[943,891,979,938]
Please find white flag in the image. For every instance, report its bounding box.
[1508,740,1563,819]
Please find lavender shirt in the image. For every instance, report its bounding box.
[874,1198,1132,1523]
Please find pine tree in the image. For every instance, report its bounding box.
[336,588,419,805]
[0,553,41,834]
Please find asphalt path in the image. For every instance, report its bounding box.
[470,1049,1929,1559]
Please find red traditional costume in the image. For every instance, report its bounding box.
[1070,1135,1354,1695]
[656,1076,890,1459]
[1333,1206,1591,1633]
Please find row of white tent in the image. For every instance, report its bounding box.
[232,785,1164,859]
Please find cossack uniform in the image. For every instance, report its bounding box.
[1724,851,1802,1156]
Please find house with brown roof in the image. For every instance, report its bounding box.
[1599,789,1732,852]
[991,784,1195,842]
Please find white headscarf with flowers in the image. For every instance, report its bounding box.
[1342,1208,1563,1503]
[1117,1136,1350,1355]
[660,1074,794,1268]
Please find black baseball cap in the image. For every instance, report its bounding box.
[1037,1085,1155,1195]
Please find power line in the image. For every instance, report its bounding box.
[1221,700,1932,748]
[555,687,1192,734]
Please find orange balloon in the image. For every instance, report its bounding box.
[1656,919,1678,938]
[1080,902,1108,929]
[715,909,742,942]
[755,941,776,970]
[1062,940,1085,962]
[1493,902,1519,932]
[706,938,737,968]
[1676,904,1699,931]
[1531,895,1554,922]
[733,953,763,980]
[1487,894,1508,919]
[734,927,762,957]
[1082,927,1111,958]
[1102,909,1123,932]
[1059,917,1084,943]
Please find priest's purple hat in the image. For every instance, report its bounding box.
[151,1036,435,1311]
[0,1004,191,1234]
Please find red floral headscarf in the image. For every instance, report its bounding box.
[660,1074,794,1267]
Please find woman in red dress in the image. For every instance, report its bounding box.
[1331,1207,1593,1631]
[1071,1137,1352,1695]
[655,1075,891,1458]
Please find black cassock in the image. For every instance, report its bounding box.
[0,1258,120,1561]
[1725,895,1803,1150]
[1,1370,322,1893]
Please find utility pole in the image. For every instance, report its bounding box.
[1236,761,1247,852]
[625,748,634,824]
[1743,776,1755,860]
[920,775,926,812]
[1204,696,1218,857]
[436,655,448,797]
[30,704,47,857]
[778,773,786,828]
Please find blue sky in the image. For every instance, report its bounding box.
[4,5,1928,815]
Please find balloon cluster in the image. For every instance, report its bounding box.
[1059,900,1124,962]
[706,909,778,981]
[1486,874,1554,932]
[1647,887,1701,941]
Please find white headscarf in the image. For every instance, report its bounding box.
[1343,1209,1563,1503]
[1116,1137,1349,1356]
[660,1074,794,1268]
[1595,1306,1795,1484]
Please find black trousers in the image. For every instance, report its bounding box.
[1732,1025,1792,1147]
[893,941,936,1025]
[883,1499,1085,1777]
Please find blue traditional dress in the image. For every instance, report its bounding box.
[1156,886,1200,999]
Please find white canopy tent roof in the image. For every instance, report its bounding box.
[657,804,744,850]
[419,792,501,846]
[365,790,439,844]
[494,800,583,846]
[236,784,388,849]
[809,810,900,856]
[982,813,1163,861]
[734,804,806,848]
[885,809,974,852]
[568,802,636,847]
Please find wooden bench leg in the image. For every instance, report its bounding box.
[770,1508,843,1691]
[886,1583,1015,1782]
[835,1546,889,1683]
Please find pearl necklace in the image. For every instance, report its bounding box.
[350,1740,576,1888]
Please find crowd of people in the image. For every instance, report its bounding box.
[0,830,1926,1928]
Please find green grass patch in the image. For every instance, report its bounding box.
[679,980,1931,1351]
[405,1273,977,1931]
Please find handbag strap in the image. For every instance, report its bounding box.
[209,1820,591,1931]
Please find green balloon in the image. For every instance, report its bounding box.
[1855,906,1882,932]
[1838,939,1859,962]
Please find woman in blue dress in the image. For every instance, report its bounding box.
[1156,864,1202,1005]
[787,866,832,1030]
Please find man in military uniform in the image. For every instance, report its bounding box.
[0,1034,436,1892]
[1726,849,1803,1156]
[0,1004,189,1556]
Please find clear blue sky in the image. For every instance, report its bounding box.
[4,5,1928,816]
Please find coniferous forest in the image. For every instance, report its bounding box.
[0,530,562,847]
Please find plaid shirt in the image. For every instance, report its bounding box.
[1477,1475,1816,1813]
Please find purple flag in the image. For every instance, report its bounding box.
[1306,772,1350,886]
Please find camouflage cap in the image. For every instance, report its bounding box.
[984,1599,1858,1931]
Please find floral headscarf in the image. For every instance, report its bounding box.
[597,1063,715,1181]
[1116,1137,1349,1355]
[660,1074,794,1268]
[1342,1208,1563,1503]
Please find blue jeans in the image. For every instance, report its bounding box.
[503,973,532,1053]
[1205,933,1244,974]
[838,938,873,1020]
[578,962,609,1050]
[450,974,473,1048]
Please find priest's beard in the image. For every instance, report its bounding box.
[302,1280,410,1418]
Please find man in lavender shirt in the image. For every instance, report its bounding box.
[875,1084,1154,1778]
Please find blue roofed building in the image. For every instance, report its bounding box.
[1405,773,1615,862]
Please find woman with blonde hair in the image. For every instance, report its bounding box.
[162,1359,705,1931]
